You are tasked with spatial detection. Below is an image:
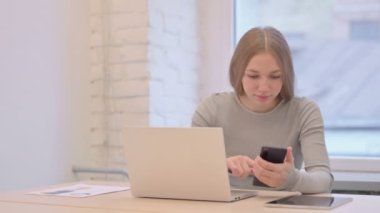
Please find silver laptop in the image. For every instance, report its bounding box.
[125,126,257,202]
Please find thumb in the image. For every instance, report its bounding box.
[285,146,294,164]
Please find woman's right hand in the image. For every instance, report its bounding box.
[227,155,255,179]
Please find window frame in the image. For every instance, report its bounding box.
[206,0,380,173]
[198,0,234,100]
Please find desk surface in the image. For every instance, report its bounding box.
[0,201,138,213]
[0,181,378,213]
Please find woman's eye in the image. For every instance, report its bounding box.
[248,75,259,79]
[270,75,281,79]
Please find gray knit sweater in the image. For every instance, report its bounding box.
[192,92,333,193]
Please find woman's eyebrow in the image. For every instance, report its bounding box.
[245,69,282,73]
[270,70,282,74]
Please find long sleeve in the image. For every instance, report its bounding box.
[281,166,333,193]
[283,99,334,193]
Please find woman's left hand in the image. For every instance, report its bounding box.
[252,146,295,188]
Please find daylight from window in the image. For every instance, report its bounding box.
[235,0,380,157]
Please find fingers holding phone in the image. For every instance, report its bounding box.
[284,146,294,165]
[253,146,294,188]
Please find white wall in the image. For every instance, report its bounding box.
[87,0,201,175]
[0,0,235,188]
[86,0,235,174]
[149,0,200,127]
[0,0,90,191]
[87,0,149,175]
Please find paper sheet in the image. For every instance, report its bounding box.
[28,184,130,198]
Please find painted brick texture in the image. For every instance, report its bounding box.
[87,0,200,180]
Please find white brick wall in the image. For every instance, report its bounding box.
[89,0,150,179]
[87,0,201,180]
[149,0,200,127]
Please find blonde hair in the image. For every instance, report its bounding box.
[229,26,294,101]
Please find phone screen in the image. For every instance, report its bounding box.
[260,146,287,163]
[253,146,287,187]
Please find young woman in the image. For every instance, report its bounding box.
[192,27,333,193]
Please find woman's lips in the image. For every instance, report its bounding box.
[256,95,269,102]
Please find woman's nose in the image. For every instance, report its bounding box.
[257,79,270,91]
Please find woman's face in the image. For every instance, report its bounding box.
[240,52,283,112]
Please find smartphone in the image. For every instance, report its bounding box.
[253,146,287,187]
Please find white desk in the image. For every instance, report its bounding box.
[0,201,137,213]
[0,181,378,213]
